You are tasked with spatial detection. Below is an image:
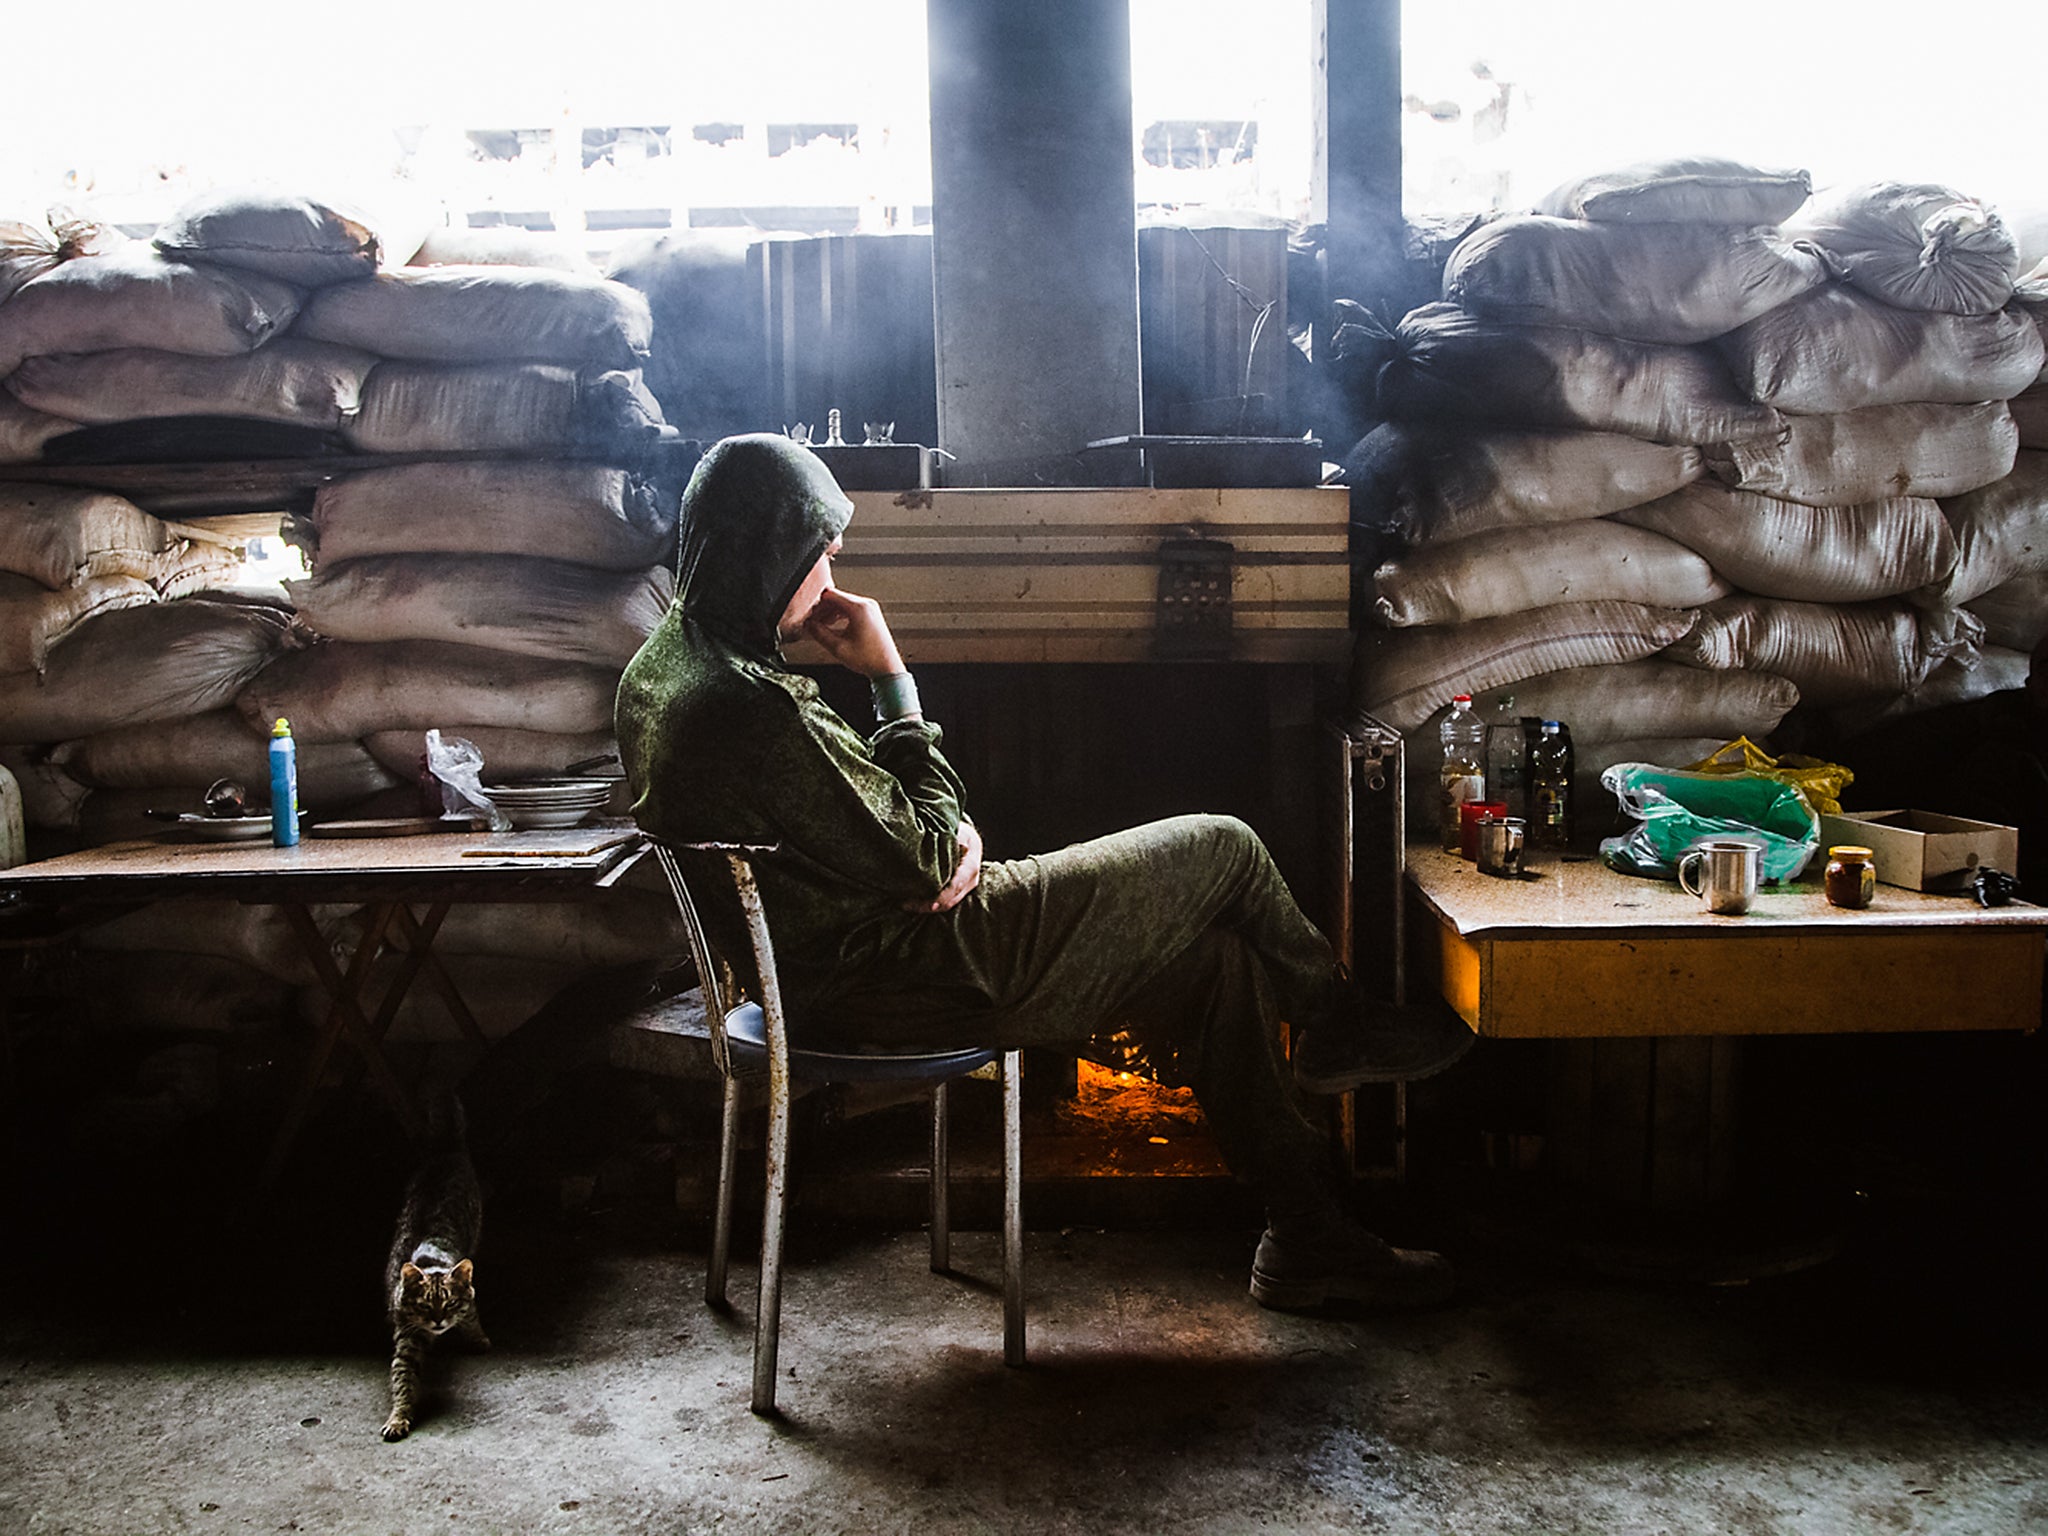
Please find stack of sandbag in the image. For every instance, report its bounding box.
[0,591,334,846]
[259,457,679,791]
[1,188,668,463]
[2005,260,2047,449]
[604,228,786,440]
[1347,160,2043,818]
[0,196,334,459]
[0,479,339,846]
[1756,185,2045,731]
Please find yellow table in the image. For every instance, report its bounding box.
[1405,841,2044,1240]
[1406,843,2045,1040]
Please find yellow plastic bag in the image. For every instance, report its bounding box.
[1684,736,1854,816]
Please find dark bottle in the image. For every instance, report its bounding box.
[1530,719,1574,849]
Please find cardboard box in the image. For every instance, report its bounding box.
[1817,809,2020,892]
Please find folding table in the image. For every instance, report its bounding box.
[0,826,649,1187]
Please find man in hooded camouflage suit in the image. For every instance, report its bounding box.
[619,434,1471,1309]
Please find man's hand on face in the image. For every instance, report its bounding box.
[909,820,983,914]
[802,586,907,679]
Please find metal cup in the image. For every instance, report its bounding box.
[1477,815,1525,878]
[1677,837,1761,915]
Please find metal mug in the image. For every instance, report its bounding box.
[1678,838,1762,915]
[1477,815,1525,878]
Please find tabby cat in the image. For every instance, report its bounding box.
[381,1095,487,1442]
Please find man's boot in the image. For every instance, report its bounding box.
[1290,969,1476,1093]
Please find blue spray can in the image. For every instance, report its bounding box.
[269,717,300,847]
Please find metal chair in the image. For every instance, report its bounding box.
[650,839,1024,1414]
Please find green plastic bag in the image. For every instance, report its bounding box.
[1597,762,1820,882]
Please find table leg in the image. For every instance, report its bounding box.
[384,903,488,1048]
[259,903,422,1190]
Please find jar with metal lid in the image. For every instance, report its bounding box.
[1824,845,1875,909]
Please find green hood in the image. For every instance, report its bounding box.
[675,433,854,659]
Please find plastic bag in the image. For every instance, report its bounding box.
[424,727,511,832]
[1598,762,1820,882]
[1682,736,1854,815]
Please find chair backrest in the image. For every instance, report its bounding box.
[648,838,778,1080]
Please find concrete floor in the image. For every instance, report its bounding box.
[5,1021,2046,1534]
[4,1143,2045,1536]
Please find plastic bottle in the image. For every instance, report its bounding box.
[1438,693,1486,852]
[269,717,300,848]
[1484,693,1527,825]
[1530,720,1574,849]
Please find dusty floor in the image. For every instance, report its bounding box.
[4,1114,2046,1536]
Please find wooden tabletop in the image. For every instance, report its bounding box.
[1404,842,2045,1039]
[0,825,647,906]
[1407,843,2047,939]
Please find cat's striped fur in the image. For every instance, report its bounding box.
[381,1095,486,1442]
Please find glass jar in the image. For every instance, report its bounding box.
[1824,845,1876,909]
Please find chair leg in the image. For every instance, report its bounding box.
[706,1075,742,1308]
[1001,1050,1025,1367]
[929,1080,950,1274]
[752,1059,792,1415]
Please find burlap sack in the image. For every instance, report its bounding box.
[1832,645,2033,733]
[292,952,579,1043]
[1912,450,2048,610]
[0,247,301,377]
[342,363,665,455]
[153,186,381,287]
[362,726,618,784]
[1371,522,1726,628]
[0,390,76,464]
[1666,597,1972,706]
[1401,662,1799,794]
[1703,400,2018,505]
[77,900,361,987]
[1785,182,2020,315]
[1403,730,1735,840]
[0,599,292,743]
[1,218,62,306]
[235,640,620,743]
[1443,216,1828,344]
[0,743,90,828]
[2012,388,2048,451]
[293,266,651,368]
[1349,600,1698,732]
[1,212,119,306]
[1533,157,1812,226]
[1718,286,2045,412]
[307,460,676,570]
[1615,485,1960,603]
[0,485,173,589]
[427,892,682,969]
[605,228,781,437]
[0,572,158,673]
[1966,571,2048,652]
[409,225,596,274]
[53,708,398,806]
[1381,304,1782,446]
[150,546,280,604]
[286,556,672,668]
[7,339,377,429]
[1345,423,1702,545]
[74,951,291,1035]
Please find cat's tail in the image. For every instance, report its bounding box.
[420,1089,468,1150]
